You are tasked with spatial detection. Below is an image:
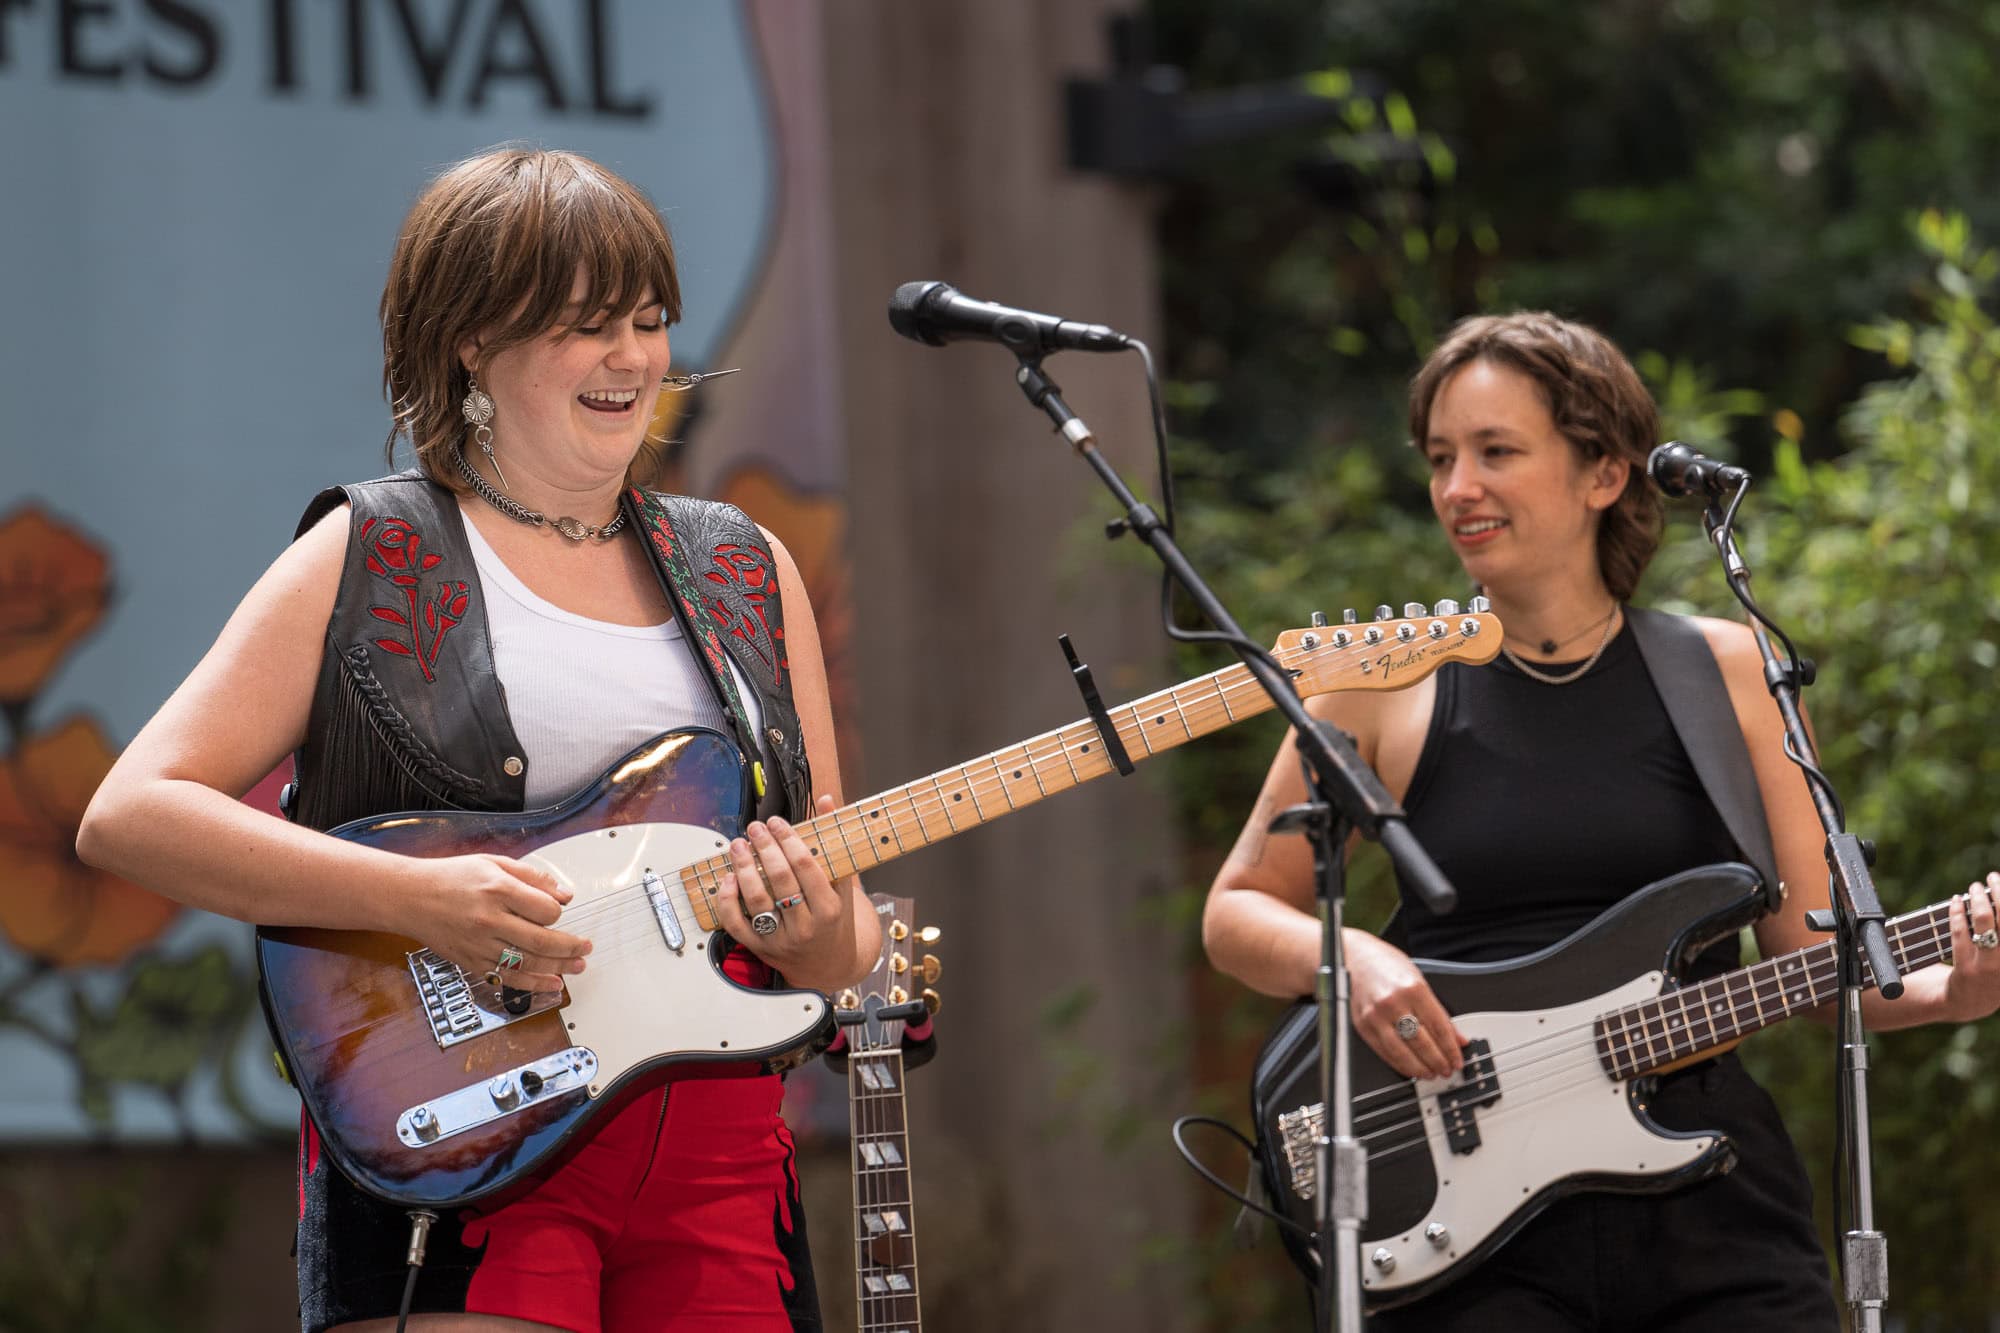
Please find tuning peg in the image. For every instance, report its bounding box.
[1469,595,1491,613]
[1341,608,1358,625]
[889,920,908,941]
[1435,598,1459,616]
[1374,605,1394,621]
[918,925,942,945]
[921,987,942,1015]
[919,954,942,984]
[836,989,860,1009]
[1310,610,1328,627]
[891,952,908,974]
[1403,601,1427,618]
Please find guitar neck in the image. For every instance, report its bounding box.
[806,659,1272,878]
[1602,898,1958,1079]
[851,1049,920,1331]
[682,658,1283,928]
[666,611,1498,929]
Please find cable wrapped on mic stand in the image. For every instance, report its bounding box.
[1648,440,1900,1332]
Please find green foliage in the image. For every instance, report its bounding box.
[1729,214,2000,1324]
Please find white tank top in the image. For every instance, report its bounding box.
[463,520,762,807]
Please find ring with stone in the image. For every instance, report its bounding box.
[1973,928,1999,951]
[497,945,525,971]
[776,893,805,910]
[750,911,780,937]
[1394,1014,1422,1041]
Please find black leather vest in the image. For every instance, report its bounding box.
[287,472,810,832]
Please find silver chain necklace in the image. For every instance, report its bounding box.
[454,445,626,542]
[1499,607,1621,685]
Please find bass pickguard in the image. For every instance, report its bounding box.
[1357,975,1718,1298]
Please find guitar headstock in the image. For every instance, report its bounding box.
[1278,598,1501,700]
[835,895,941,1054]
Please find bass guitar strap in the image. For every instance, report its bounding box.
[1623,606,1782,910]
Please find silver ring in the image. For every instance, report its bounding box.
[497,946,525,971]
[1973,928,1999,951]
[1394,1014,1422,1041]
[750,911,780,937]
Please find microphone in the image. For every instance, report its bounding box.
[1648,440,1750,498]
[888,281,1132,355]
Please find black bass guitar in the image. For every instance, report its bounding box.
[260,605,1500,1210]
[1251,862,1965,1309]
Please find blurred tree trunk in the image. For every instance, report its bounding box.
[822,3,1194,1328]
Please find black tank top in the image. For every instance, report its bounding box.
[1394,620,1743,967]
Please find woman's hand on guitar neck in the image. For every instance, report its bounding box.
[398,852,591,995]
[1347,929,1469,1081]
[1941,870,2000,1023]
[715,795,867,993]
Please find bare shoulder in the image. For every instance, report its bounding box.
[1688,614,1764,684]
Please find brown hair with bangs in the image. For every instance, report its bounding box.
[1409,311,1664,601]
[380,146,683,487]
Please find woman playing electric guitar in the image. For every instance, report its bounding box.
[1204,311,2000,1329]
[78,147,876,1332]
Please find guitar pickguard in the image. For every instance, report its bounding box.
[522,821,832,1096]
[1358,974,1719,1298]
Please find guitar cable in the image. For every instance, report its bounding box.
[395,1209,438,1333]
[1171,1114,1316,1243]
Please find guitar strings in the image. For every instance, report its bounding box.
[1345,895,1956,1118]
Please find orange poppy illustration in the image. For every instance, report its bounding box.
[0,506,180,967]
[0,505,110,704]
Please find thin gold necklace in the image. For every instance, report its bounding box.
[1500,606,1622,685]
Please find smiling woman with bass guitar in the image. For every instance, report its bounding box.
[78,146,874,1333]
[1203,311,2000,1330]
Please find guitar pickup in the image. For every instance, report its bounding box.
[396,1046,599,1148]
[1436,1039,1501,1155]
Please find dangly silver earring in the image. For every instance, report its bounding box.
[462,375,507,488]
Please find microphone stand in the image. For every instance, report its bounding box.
[1010,355,1458,1333]
[1699,482,1898,1332]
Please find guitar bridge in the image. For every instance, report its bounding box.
[407,947,554,1049]
[1276,1104,1321,1199]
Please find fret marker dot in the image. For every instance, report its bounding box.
[953,793,962,801]
[880,836,889,844]
[1012,770,1022,779]
[1081,743,1091,752]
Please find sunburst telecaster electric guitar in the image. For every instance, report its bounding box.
[259,602,1499,1209]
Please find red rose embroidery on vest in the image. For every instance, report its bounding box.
[360,516,467,683]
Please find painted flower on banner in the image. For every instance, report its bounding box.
[0,715,179,966]
[0,507,179,967]
[0,506,110,703]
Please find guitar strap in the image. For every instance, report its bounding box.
[621,487,813,821]
[1624,606,1782,909]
